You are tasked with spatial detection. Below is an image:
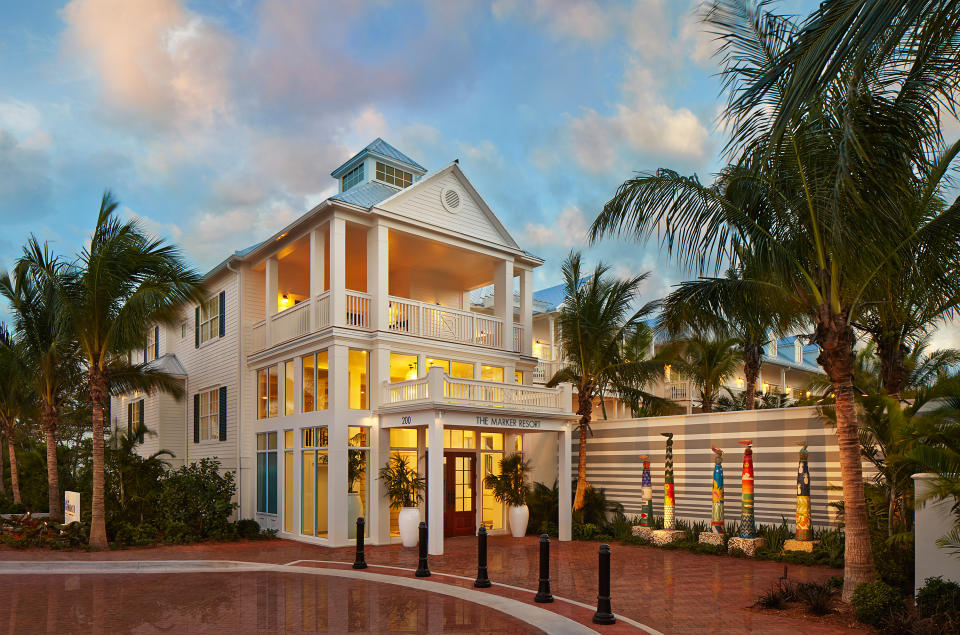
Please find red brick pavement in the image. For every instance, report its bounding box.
[0,536,867,634]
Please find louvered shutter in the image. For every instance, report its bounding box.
[218,291,226,338]
[195,306,201,348]
[127,402,132,437]
[218,386,227,441]
[138,400,145,443]
[193,393,200,443]
[153,326,159,359]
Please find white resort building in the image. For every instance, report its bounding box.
[112,139,576,554]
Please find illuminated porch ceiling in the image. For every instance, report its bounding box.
[389,230,499,292]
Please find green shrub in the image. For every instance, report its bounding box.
[851,581,905,627]
[235,519,261,540]
[114,522,159,546]
[795,581,835,616]
[574,486,622,526]
[916,576,960,619]
[158,459,237,541]
[527,481,559,536]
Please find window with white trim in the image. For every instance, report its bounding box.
[199,295,221,344]
[198,388,220,441]
[375,162,412,188]
[341,163,364,191]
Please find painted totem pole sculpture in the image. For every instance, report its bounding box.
[662,433,675,530]
[639,455,653,527]
[795,443,812,541]
[738,440,756,539]
[710,446,724,534]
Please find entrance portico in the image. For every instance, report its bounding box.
[380,367,574,554]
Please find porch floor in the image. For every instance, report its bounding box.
[0,536,865,633]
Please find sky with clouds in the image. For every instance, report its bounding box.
[1,0,850,316]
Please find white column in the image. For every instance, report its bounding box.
[371,418,388,544]
[780,368,787,393]
[367,223,389,331]
[461,291,472,311]
[558,425,572,541]
[493,259,514,350]
[518,268,533,356]
[371,344,390,413]
[309,227,326,330]
[327,344,349,545]
[427,403,444,555]
[330,217,346,327]
[417,353,427,378]
[265,256,278,345]
[548,315,556,359]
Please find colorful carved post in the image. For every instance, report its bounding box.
[710,446,724,534]
[738,440,756,538]
[662,433,675,530]
[639,455,653,527]
[795,443,812,541]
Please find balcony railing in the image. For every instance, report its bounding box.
[345,290,370,329]
[388,296,505,350]
[271,300,311,345]
[512,324,524,353]
[664,381,689,401]
[251,320,266,352]
[381,370,566,414]
[316,291,330,329]
[533,359,560,385]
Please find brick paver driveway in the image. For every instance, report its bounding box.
[0,536,866,634]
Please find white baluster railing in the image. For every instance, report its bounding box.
[345,291,371,329]
[316,291,330,329]
[271,300,311,345]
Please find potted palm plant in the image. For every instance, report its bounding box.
[378,455,425,547]
[483,453,531,537]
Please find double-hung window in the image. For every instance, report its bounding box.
[197,292,223,345]
[127,399,145,443]
[198,388,220,441]
[256,432,278,515]
[257,367,278,419]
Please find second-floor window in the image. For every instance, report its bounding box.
[127,398,144,442]
[376,161,412,188]
[145,325,159,362]
[302,351,329,412]
[197,292,224,346]
[257,366,278,419]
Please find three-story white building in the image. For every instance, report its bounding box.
[113,139,575,554]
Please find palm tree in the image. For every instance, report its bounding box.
[0,326,34,505]
[587,0,960,600]
[24,192,204,549]
[658,256,799,410]
[0,263,79,521]
[672,334,742,413]
[545,252,668,510]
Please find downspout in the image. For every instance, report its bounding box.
[227,258,243,520]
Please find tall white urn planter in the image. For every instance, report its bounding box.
[508,504,529,538]
[398,507,420,547]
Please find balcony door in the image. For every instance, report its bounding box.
[443,452,476,537]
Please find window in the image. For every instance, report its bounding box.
[348,426,370,538]
[283,430,294,532]
[390,353,418,382]
[389,428,419,537]
[341,162,364,191]
[302,351,329,412]
[515,370,524,385]
[481,365,504,383]
[145,326,159,362]
[180,322,187,339]
[256,432,278,515]
[257,367,278,419]
[197,388,220,441]
[376,161,413,188]
[198,294,221,344]
[302,426,328,538]
[451,361,474,379]
[425,357,449,373]
[443,429,475,449]
[348,350,368,409]
[481,432,504,530]
[284,360,294,416]
[127,399,144,443]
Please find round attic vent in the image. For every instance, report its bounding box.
[441,187,461,213]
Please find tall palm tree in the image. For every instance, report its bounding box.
[588,0,960,600]
[0,264,79,521]
[545,252,667,510]
[24,192,204,549]
[672,334,742,413]
[658,256,799,409]
[0,326,34,505]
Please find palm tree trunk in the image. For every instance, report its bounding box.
[41,405,61,522]
[743,345,763,411]
[88,369,109,549]
[875,332,906,398]
[816,313,875,602]
[573,389,593,511]
[7,434,21,505]
[701,388,713,413]
[0,432,5,496]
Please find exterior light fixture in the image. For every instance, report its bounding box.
[280,294,290,306]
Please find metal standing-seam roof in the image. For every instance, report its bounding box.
[330,137,427,178]
[329,180,400,209]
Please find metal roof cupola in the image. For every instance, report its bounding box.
[330,138,427,205]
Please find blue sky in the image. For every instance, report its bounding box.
[0,0,821,310]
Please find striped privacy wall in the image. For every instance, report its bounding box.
[575,406,851,529]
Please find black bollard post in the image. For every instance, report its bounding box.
[534,533,553,603]
[474,526,491,588]
[353,517,368,569]
[592,543,615,625]
[415,522,431,577]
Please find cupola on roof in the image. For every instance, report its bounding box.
[331,138,427,182]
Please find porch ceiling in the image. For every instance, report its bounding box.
[389,231,497,292]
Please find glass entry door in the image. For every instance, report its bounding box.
[443,452,476,537]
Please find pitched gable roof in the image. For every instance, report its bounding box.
[330,137,427,178]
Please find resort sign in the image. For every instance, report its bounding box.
[382,409,565,431]
[474,415,542,429]
[64,491,80,524]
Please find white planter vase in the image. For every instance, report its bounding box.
[398,507,420,547]
[508,504,529,538]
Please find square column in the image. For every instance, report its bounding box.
[427,411,444,555]
[309,227,326,330]
[493,259,514,350]
[327,344,349,545]
[330,217,346,327]
[367,223,389,331]
[265,255,278,344]
[518,268,533,356]
[559,425,572,541]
